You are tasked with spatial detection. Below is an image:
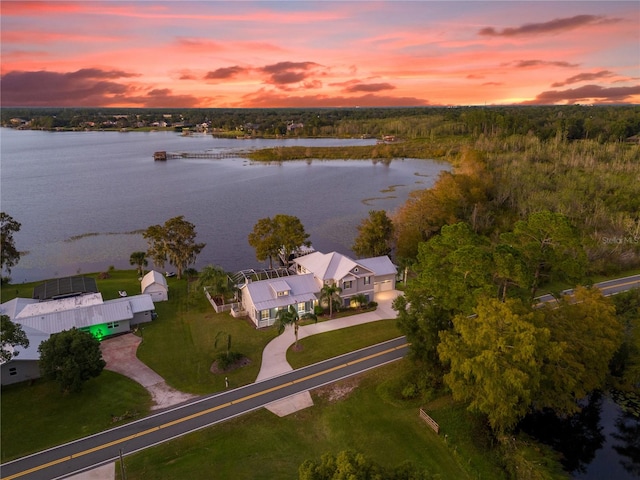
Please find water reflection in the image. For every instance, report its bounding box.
[611,391,640,476]
[518,392,605,473]
[518,390,640,479]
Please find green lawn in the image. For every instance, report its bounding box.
[134,278,278,394]
[1,370,152,462]
[119,360,506,480]
[287,319,402,369]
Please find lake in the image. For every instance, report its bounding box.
[1,129,448,282]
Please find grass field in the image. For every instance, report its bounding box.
[1,370,152,462]
[287,319,403,369]
[119,360,507,480]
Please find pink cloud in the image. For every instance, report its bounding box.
[0,68,200,108]
[205,66,248,80]
[551,70,616,87]
[260,61,322,86]
[240,90,429,108]
[344,82,396,93]
[479,15,620,37]
[522,84,640,104]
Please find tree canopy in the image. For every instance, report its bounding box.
[437,288,623,434]
[129,251,148,276]
[500,210,587,299]
[352,210,394,258]
[38,328,106,393]
[248,214,310,268]
[319,283,342,318]
[1,212,21,279]
[274,304,317,348]
[438,298,554,434]
[1,315,29,363]
[299,450,432,480]
[143,216,206,279]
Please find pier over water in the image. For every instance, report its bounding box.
[154,151,242,160]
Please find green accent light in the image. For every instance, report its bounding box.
[81,324,108,341]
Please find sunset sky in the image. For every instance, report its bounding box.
[2,1,639,108]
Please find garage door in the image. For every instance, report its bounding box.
[374,280,393,292]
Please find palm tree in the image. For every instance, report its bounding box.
[214,331,232,360]
[274,305,317,349]
[351,293,368,310]
[320,283,342,318]
[197,265,232,305]
[129,251,148,276]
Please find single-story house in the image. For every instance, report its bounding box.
[0,292,155,385]
[240,273,319,328]
[0,325,49,386]
[141,270,168,302]
[292,251,397,307]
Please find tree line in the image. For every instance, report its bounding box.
[3,105,639,143]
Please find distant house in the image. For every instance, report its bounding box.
[240,274,319,328]
[0,292,156,385]
[141,270,168,302]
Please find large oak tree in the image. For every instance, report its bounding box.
[248,214,310,268]
[351,210,394,258]
[143,216,206,280]
[1,212,21,280]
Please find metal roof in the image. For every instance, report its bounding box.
[243,273,319,311]
[294,251,375,282]
[358,256,398,276]
[15,301,133,334]
[141,270,167,291]
[15,293,104,319]
[106,294,155,313]
[0,325,50,363]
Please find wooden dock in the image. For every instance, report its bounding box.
[153,151,242,160]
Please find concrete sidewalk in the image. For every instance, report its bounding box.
[256,290,401,416]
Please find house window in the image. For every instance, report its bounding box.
[9,367,17,376]
[298,302,306,313]
[107,322,120,329]
[364,276,371,285]
[277,290,288,297]
[261,310,269,320]
[343,280,352,290]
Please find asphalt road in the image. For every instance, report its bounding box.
[536,274,640,304]
[0,337,409,480]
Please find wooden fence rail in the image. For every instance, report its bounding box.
[419,408,440,434]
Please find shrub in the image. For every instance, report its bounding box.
[215,351,243,371]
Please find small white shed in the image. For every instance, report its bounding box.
[141,270,168,302]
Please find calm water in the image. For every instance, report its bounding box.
[1,129,447,282]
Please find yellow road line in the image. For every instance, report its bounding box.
[2,343,408,480]
[598,278,640,291]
